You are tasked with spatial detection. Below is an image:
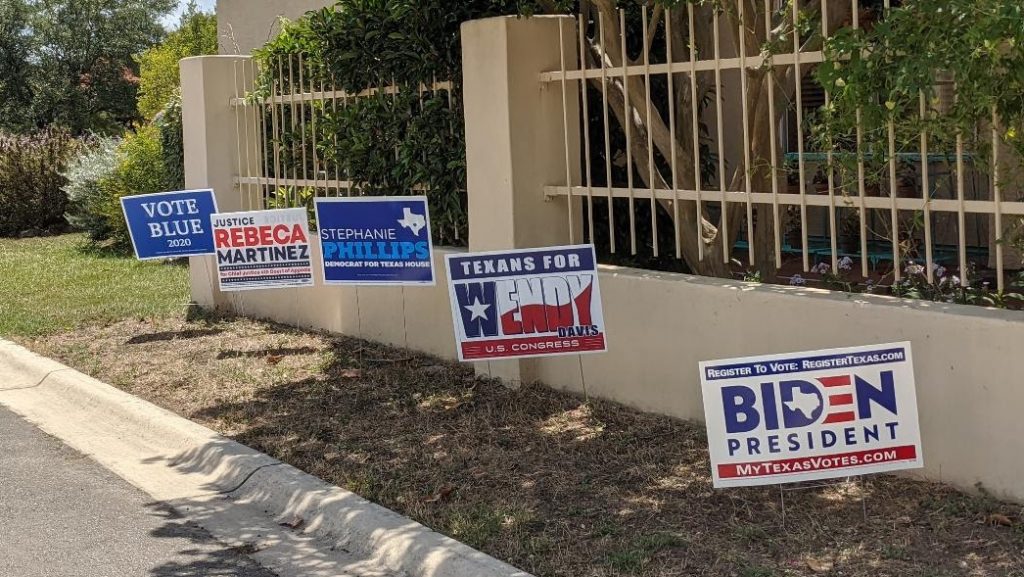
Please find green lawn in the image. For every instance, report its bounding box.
[0,234,190,337]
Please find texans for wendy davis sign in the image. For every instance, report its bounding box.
[121,189,218,260]
[445,245,607,362]
[315,196,435,285]
[700,343,923,488]
[213,208,314,292]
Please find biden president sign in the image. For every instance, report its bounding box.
[699,343,923,488]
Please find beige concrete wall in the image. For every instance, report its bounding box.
[203,253,1024,502]
[194,244,460,361]
[216,0,334,54]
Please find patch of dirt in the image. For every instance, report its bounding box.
[20,316,1024,577]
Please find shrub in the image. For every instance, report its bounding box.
[252,1,532,246]
[96,123,173,250]
[63,137,121,240]
[159,92,185,191]
[0,129,80,237]
[136,3,218,121]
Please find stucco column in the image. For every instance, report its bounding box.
[181,55,256,310]
[461,15,582,385]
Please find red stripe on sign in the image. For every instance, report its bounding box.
[718,445,918,479]
[829,394,854,406]
[461,335,606,360]
[823,411,856,424]
[818,376,850,388]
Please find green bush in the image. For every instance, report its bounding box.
[63,137,121,240]
[136,3,218,121]
[159,92,185,191]
[97,124,173,250]
[0,129,81,237]
[253,1,533,246]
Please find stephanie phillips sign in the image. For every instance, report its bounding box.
[700,342,923,488]
[120,189,218,260]
[213,208,314,291]
[445,245,607,362]
[314,196,435,285]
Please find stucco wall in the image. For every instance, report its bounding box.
[190,248,1024,502]
[216,0,334,54]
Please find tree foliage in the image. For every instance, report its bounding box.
[137,1,218,121]
[818,0,1024,174]
[0,0,175,135]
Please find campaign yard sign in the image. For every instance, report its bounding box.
[314,196,435,286]
[120,189,218,260]
[212,208,314,292]
[700,342,923,488]
[445,245,607,362]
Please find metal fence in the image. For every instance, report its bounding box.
[228,55,457,229]
[225,3,1024,292]
[540,1,1024,290]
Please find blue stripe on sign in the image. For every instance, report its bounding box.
[448,247,595,281]
[219,261,311,272]
[703,348,907,382]
[222,275,311,283]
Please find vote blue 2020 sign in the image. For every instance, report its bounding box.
[314,196,435,286]
[121,189,218,260]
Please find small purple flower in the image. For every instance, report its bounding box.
[839,256,854,271]
[933,264,947,279]
[811,262,831,275]
[790,274,807,286]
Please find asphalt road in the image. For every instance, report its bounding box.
[0,406,278,577]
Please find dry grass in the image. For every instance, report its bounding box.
[20,316,1024,577]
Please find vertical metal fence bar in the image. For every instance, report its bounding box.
[558,18,577,244]
[822,0,839,274]
[992,106,1005,292]
[599,11,616,254]
[642,6,658,257]
[249,60,261,209]
[792,0,809,271]
[920,91,934,284]
[713,7,728,264]
[257,61,269,208]
[273,57,283,204]
[310,58,320,198]
[344,83,353,196]
[240,61,253,210]
[738,0,754,266]
[888,114,900,281]
[579,14,595,244]
[766,0,781,269]
[884,0,900,281]
[955,89,968,284]
[330,74,341,197]
[621,9,637,255]
[288,55,299,207]
[299,55,310,198]
[233,61,244,210]
[666,7,681,260]
[852,0,869,277]
[688,3,704,262]
[392,77,400,181]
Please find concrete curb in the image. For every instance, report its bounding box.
[0,340,532,577]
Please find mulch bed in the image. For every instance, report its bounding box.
[20,315,1024,577]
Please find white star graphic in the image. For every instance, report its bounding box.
[463,298,491,322]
